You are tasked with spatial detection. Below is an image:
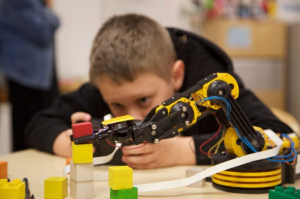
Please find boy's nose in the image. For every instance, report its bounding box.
[127,109,144,121]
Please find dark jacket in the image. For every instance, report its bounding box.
[24,28,292,165]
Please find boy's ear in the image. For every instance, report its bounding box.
[171,60,185,90]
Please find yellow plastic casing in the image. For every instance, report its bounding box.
[72,142,93,164]
[192,73,239,110]
[278,133,300,154]
[212,176,281,188]
[109,166,133,190]
[44,177,68,199]
[155,97,201,133]
[212,168,281,188]
[224,126,267,157]
[0,179,25,199]
[102,115,134,126]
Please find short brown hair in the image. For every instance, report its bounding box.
[89,14,176,84]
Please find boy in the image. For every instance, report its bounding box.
[25,14,292,169]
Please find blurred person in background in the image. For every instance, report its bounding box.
[0,0,60,151]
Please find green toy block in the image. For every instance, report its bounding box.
[269,186,300,199]
[110,187,138,199]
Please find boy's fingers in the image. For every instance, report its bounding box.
[71,112,91,123]
[122,144,155,155]
[127,161,159,169]
[122,153,156,165]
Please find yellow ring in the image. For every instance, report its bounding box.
[212,176,281,188]
[213,173,281,183]
[218,168,281,177]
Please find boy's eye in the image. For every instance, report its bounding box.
[138,97,150,105]
[111,103,123,109]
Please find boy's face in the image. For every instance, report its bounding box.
[97,73,177,121]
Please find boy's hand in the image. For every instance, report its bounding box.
[53,112,92,157]
[53,129,73,157]
[121,136,196,169]
[71,112,91,123]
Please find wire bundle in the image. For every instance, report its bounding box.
[196,96,297,164]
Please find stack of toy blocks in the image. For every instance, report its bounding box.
[269,186,300,199]
[109,166,138,199]
[0,178,25,199]
[0,161,7,179]
[70,122,94,199]
[44,177,68,199]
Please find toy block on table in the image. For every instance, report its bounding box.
[110,187,138,199]
[0,161,7,179]
[72,142,93,164]
[72,122,93,139]
[70,161,93,182]
[70,179,94,199]
[0,178,25,199]
[269,186,300,199]
[109,166,133,190]
[186,167,205,188]
[66,157,72,166]
[44,177,67,199]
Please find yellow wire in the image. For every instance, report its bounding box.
[214,128,226,153]
[208,128,225,159]
[208,128,224,155]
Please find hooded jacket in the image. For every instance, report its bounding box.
[24,28,292,165]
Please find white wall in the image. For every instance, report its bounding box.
[52,0,195,80]
[0,103,12,155]
[287,24,300,122]
[53,0,103,80]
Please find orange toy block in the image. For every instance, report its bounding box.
[66,157,72,166]
[0,161,7,179]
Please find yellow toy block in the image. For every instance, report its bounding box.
[109,166,133,190]
[44,177,68,199]
[0,179,25,199]
[72,142,93,164]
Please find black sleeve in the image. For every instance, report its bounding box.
[233,74,292,133]
[24,83,110,153]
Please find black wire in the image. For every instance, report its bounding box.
[23,178,33,199]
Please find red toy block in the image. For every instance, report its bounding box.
[0,161,7,179]
[72,122,93,139]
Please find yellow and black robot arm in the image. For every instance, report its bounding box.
[130,73,265,154]
[73,73,268,157]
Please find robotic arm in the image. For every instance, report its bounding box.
[72,73,269,157]
[71,72,299,192]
